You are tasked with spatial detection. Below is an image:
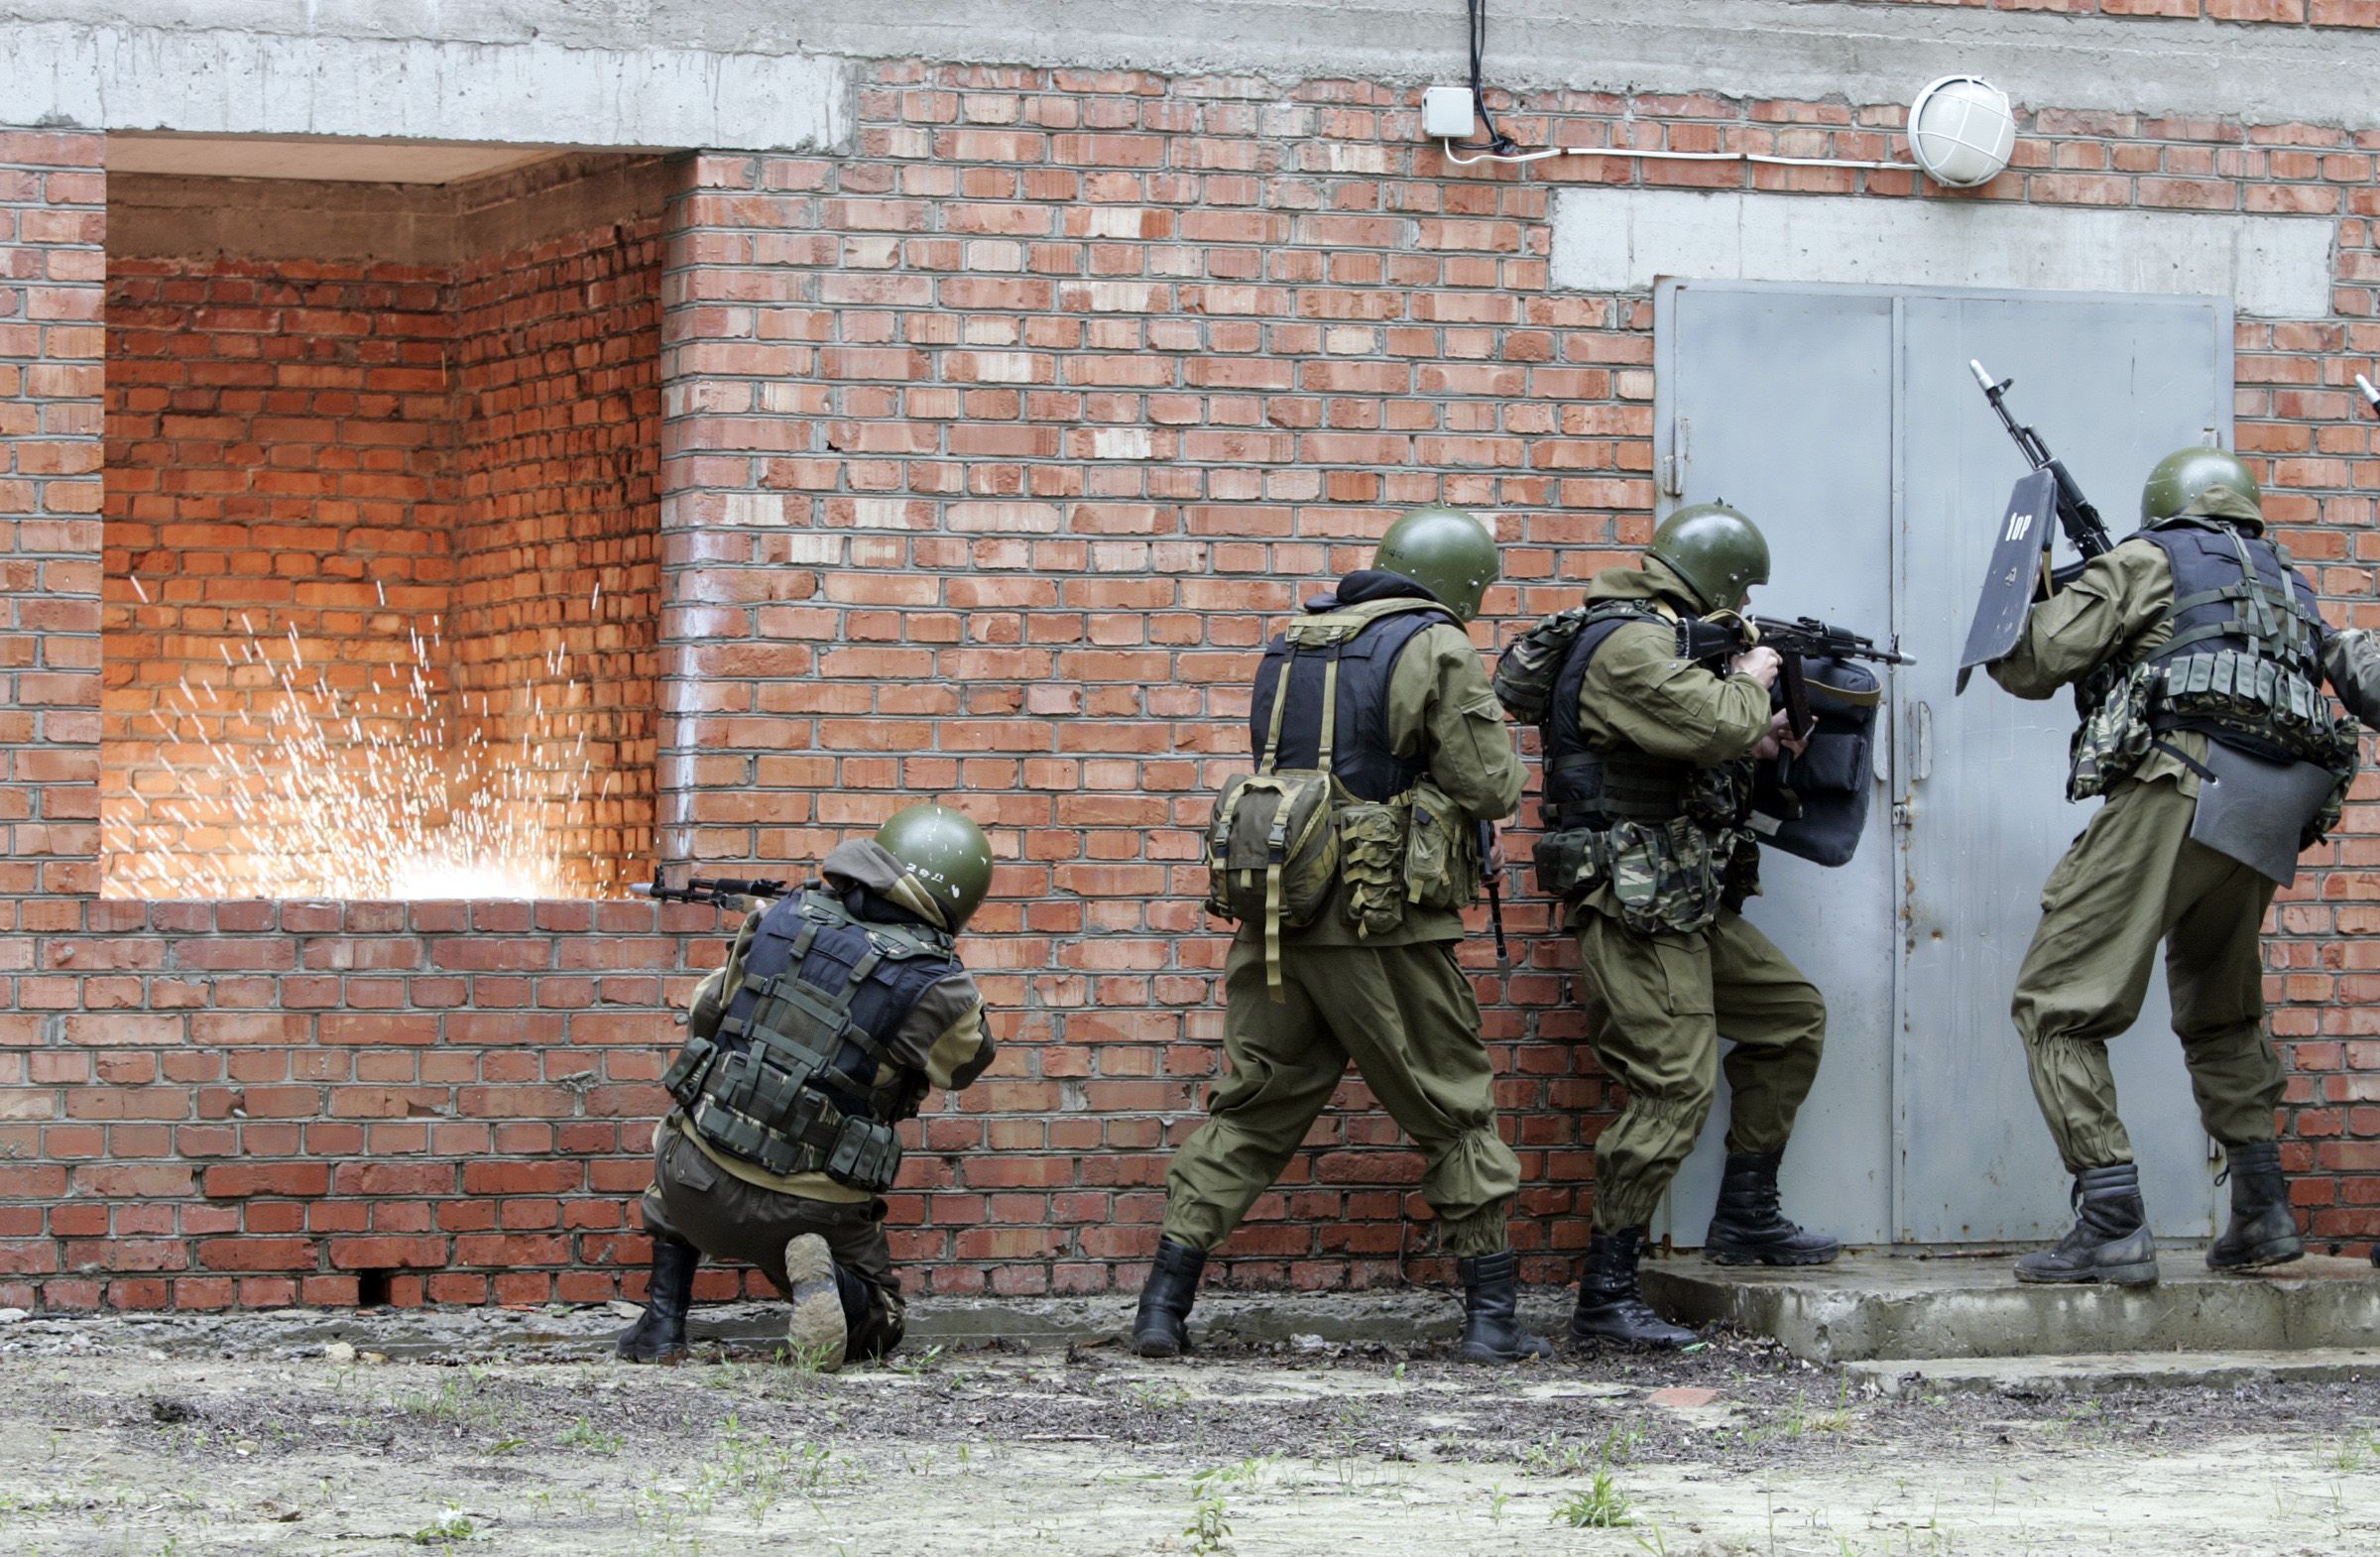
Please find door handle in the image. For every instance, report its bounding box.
[1911,700,1934,783]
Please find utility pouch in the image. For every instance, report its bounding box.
[2069,660,2158,800]
[1337,800,1406,938]
[1604,818,1733,937]
[661,1034,717,1111]
[1532,827,1599,900]
[824,1116,904,1193]
[1404,778,1481,911]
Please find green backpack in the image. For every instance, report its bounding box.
[1204,644,1352,999]
[1493,605,1599,723]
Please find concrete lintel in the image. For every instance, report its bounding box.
[8,3,2380,131]
[1551,187,2337,319]
[106,155,677,268]
[0,22,850,152]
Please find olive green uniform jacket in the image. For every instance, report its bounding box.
[1567,564,1829,1235]
[1163,610,1531,1259]
[1988,532,2287,1171]
[640,841,994,1353]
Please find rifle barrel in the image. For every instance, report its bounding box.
[2358,373,2380,418]
[1968,358,1996,395]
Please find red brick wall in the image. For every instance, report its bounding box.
[451,217,663,898]
[5,67,2380,1311]
[0,132,104,913]
[100,258,460,896]
[95,212,661,901]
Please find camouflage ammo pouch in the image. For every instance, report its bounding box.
[2154,650,2344,767]
[2068,659,2160,801]
[1533,817,1746,936]
[1404,777,1482,911]
[1336,800,1406,939]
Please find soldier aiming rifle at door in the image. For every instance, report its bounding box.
[1962,364,2380,1286]
[1497,505,1908,1348]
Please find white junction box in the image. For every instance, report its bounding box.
[1421,84,1476,139]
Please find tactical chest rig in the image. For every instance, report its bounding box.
[2074,520,2358,883]
[1528,601,1759,934]
[661,889,958,1192]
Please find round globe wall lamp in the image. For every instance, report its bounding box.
[1907,74,2018,188]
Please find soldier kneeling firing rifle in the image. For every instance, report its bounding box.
[617,806,997,1368]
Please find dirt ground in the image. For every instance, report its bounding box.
[2,1304,2376,1557]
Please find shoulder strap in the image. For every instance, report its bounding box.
[1261,600,1450,774]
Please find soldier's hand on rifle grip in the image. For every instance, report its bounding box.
[1730,646,1783,689]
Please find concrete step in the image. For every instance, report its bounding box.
[1641,1250,2380,1364]
[1847,1347,2380,1397]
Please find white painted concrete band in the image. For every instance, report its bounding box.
[0,23,851,152]
[1551,188,2336,320]
[11,2,2380,132]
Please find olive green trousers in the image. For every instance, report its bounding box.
[1574,907,1827,1233]
[640,1116,905,1356]
[2012,777,2283,1172]
[1160,937,1520,1258]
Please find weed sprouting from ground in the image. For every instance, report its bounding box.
[1552,1468,1633,1528]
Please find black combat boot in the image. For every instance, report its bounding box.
[1454,1250,1553,1365]
[836,1261,903,1363]
[2015,1162,2158,1286]
[616,1236,700,1364]
[2206,1141,2304,1272]
[1568,1227,1696,1349]
[1130,1239,1206,1359]
[1705,1150,1843,1266]
[784,1233,850,1371]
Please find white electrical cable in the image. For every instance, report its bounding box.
[1441,138,1909,173]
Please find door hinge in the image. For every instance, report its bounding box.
[1659,418,1689,498]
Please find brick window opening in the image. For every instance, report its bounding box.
[98,143,664,899]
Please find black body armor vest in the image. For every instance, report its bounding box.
[2131,520,2331,765]
[1541,602,1700,828]
[662,888,959,1192]
[1248,598,1451,802]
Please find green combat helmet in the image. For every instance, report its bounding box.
[1650,502,1771,614]
[2141,446,2263,526]
[875,804,994,930]
[1373,506,1498,622]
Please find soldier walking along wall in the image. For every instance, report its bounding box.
[2,23,2379,1310]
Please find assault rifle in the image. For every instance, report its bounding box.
[1682,614,1915,740]
[632,869,795,908]
[1970,358,2114,590]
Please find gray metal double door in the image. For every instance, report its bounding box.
[1648,279,2230,1247]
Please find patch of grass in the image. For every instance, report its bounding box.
[1125,1378,1191,1411]
[1551,1469,1632,1529]
[888,1344,946,1377]
[558,1417,622,1456]
[410,1509,477,1544]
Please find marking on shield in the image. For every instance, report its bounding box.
[1957,468,2060,695]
